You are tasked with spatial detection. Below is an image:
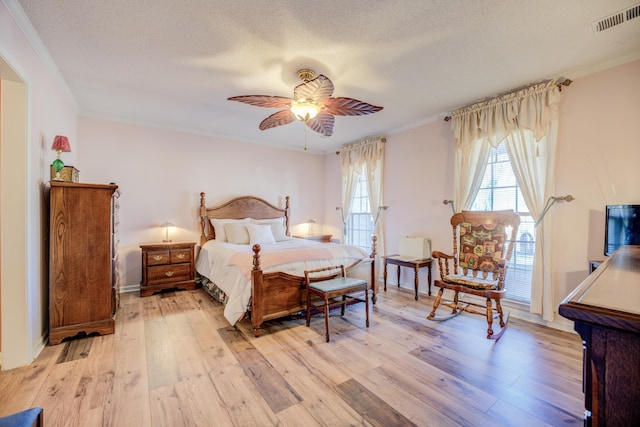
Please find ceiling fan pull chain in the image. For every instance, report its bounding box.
[304,126,308,151]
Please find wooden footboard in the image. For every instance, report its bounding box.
[249,236,377,337]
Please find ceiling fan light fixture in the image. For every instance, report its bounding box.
[291,101,320,122]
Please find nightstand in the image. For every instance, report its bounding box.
[293,234,333,243]
[140,242,197,297]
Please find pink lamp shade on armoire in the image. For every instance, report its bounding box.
[51,135,71,181]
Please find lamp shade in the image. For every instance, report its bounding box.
[160,221,175,242]
[51,135,71,152]
[306,218,316,236]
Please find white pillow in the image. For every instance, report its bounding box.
[211,218,249,242]
[251,217,284,225]
[250,218,288,242]
[224,223,249,244]
[246,223,276,246]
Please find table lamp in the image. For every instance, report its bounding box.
[51,135,71,181]
[160,221,175,242]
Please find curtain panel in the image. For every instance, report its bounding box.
[450,80,561,321]
[340,137,386,282]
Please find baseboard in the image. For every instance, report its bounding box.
[120,284,140,294]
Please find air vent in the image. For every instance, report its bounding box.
[592,3,640,33]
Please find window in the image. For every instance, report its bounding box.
[345,170,374,252]
[470,143,534,303]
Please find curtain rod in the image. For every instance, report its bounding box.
[335,137,386,155]
[443,78,572,122]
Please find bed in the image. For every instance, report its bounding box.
[196,193,377,336]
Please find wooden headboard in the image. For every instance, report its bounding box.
[199,193,290,245]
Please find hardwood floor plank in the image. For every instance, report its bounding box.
[149,384,189,427]
[487,399,556,427]
[209,363,279,426]
[145,317,182,390]
[0,345,60,416]
[32,359,85,426]
[173,374,236,426]
[56,337,93,364]
[410,345,582,426]
[275,402,342,427]
[75,335,116,423]
[103,294,152,427]
[251,331,367,425]
[218,326,302,413]
[252,325,353,387]
[335,378,417,427]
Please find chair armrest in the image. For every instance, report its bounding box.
[432,251,456,278]
[432,251,454,259]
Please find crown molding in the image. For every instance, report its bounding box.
[3,0,80,113]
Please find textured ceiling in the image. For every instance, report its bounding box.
[13,0,640,153]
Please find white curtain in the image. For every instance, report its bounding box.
[450,80,561,320]
[340,137,386,281]
[452,134,491,211]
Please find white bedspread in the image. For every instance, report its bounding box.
[195,238,369,325]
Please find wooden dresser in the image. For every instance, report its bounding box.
[48,181,119,345]
[559,245,640,426]
[139,242,196,297]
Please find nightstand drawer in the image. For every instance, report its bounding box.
[146,250,170,265]
[147,263,192,285]
[171,249,192,263]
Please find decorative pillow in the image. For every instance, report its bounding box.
[211,218,249,242]
[224,223,249,244]
[458,222,505,273]
[246,223,276,246]
[250,218,288,242]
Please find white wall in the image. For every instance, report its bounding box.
[0,1,78,368]
[77,117,328,289]
[555,59,640,310]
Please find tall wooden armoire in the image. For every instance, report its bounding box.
[48,181,119,345]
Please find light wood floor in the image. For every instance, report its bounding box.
[0,287,584,426]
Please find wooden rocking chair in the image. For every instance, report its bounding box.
[427,210,520,339]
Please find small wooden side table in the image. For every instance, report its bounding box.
[384,255,432,300]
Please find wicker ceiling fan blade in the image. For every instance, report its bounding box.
[305,112,335,136]
[294,75,334,103]
[259,109,297,130]
[228,95,293,108]
[322,97,384,116]
[228,70,382,137]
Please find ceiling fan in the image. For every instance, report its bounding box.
[228,69,383,137]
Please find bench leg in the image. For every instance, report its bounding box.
[324,297,330,342]
[365,288,370,327]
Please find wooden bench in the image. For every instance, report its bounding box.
[304,265,369,342]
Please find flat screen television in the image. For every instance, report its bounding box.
[604,204,640,256]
